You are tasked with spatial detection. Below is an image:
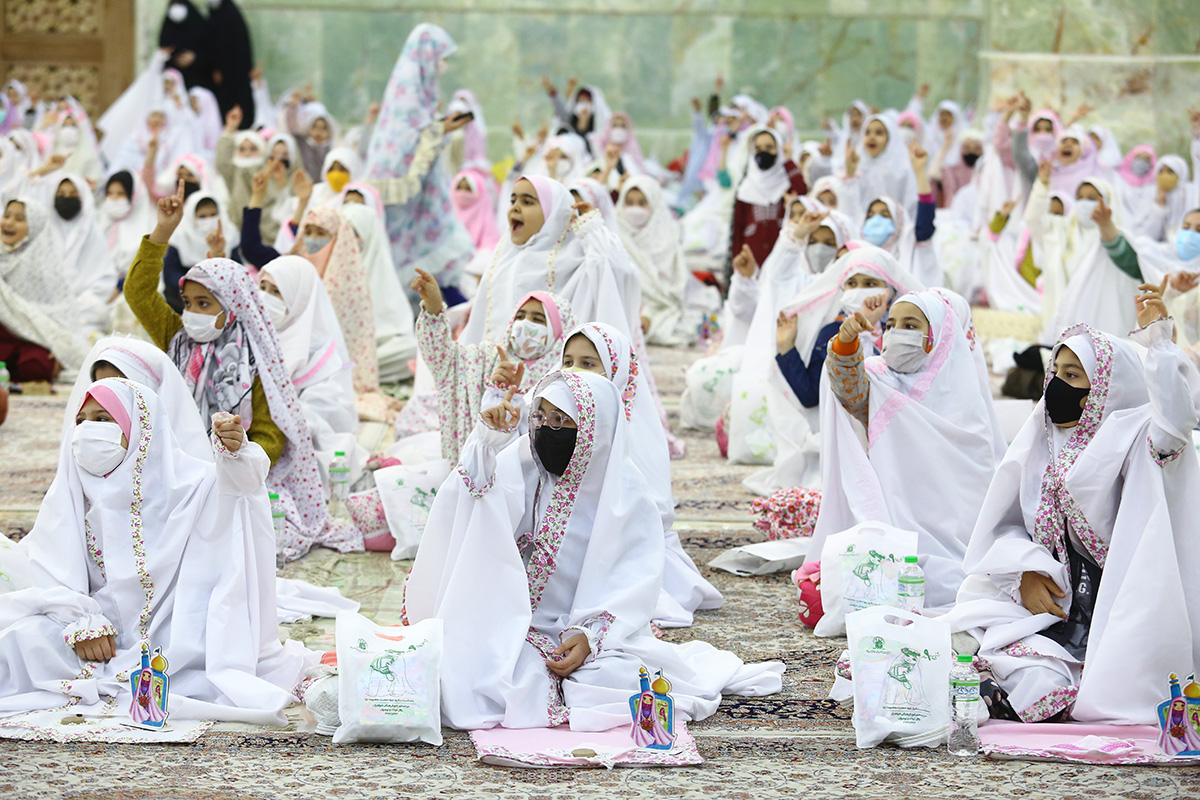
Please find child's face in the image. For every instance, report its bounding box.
[456,178,471,191]
[1182,210,1200,233]
[105,181,129,201]
[147,111,166,132]
[867,200,892,220]
[1050,197,1065,216]
[259,276,283,299]
[309,117,330,143]
[56,179,79,199]
[537,398,578,429]
[1032,118,1055,134]
[938,109,955,130]
[1075,182,1101,202]
[624,188,649,209]
[237,138,260,158]
[344,190,365,205]
[76,397,129,448]
[514,298,547,325]
[508,179,544,245]
[753,132,777,156]
[811,226,837,247]
[91,362,125,381]
[962,139,983,159]
[1059,137,1081,165]
[848,106,864,130]
[181,280,226,326]
[1,200,28,247]
[863,120,888,156]
[561,334,604,374]
[178,166,198,185]
[884,301,930,337]
[843,274,887,291]
[269,142,290,167]
[817,189,837,208]
[1053,346,1091,391]
[788,203,805,223]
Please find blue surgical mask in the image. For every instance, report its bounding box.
[862,215,895,247]
[1176,228,1200,261]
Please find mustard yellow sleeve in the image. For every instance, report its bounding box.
[988,212,1009,236]
[247,376,285,466]
[125,236,183,352]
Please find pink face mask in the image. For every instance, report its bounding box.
[1029,132,1057,158]
[452,189,475,209]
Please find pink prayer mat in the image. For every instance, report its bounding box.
[469,723,703,768]
[980,721,1199,765]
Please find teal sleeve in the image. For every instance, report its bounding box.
[1102,235,1143,282]
[717,169,732,189]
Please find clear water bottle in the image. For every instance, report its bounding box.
[948,654,981,756]
[329,451,350,518]
[269,492,286,539]
[897,555,924,614]
[0,362,9,391]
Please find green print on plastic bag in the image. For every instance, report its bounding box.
[856,637,941,725]
[702,368,731,394]
[363,638,431,721]
[841,549,901,612]
[745,397,776,461]
[410,487,436,510]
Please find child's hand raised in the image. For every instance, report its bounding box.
[249,168,269,207]
[776,311,798,355]
[205,218,226,259]
[860,292,889,326]
[1019,571,1067,619]
[732,244,757,278]
[491,345,525,389]
[1037,158,1052,187]
[75,633,117,663]
[845,144,860,177]
[480,388,521,432]
[793,208,830,241]
[410,268,443,315]
[571,200,596,218]
[1170,270,1200,295]
[546,633,590,678]
[1136,277,1170,329]
[150,179,187,244]
[837,310,872,344]
[214,414,245,453]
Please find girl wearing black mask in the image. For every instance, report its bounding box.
[44,174,118,335]
[949,281,1200,726]
[728,126,806,275]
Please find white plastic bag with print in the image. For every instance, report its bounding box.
[813,522,918,638]
[846,606,951,749]
[679,347,741,430]
[332,611,444,745]
[378,459,451,561]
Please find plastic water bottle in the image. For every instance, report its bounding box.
[329,451,350,518]
[0,362,9,391]
[948,654,981,756]
[897,556,925,614]
[269,492,286,538]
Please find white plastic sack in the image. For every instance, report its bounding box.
[679,347,741,431]
[708,538,810,576]
[377,460,451,561]
[814,522,918,638]
[332,611,444,745]
[846,606,952,749]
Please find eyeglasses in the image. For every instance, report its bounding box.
[530,409,573,430]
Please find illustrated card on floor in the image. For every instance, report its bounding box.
[629,666,675,750]
[1156,673,1200,757]
[470,723,702,768]
[128,643,170,729]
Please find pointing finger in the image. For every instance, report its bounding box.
[503,387,517,404]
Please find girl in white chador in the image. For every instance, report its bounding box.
[948,293,1200,725]
[813,287,1005,615]
[0,379,313,723]
[404,370,782,730]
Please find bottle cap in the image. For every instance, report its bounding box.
[0,361,6,369]
[904,555,919,563]
[269,492,279,500]
[334,450,346,456]
[957,654,973,663]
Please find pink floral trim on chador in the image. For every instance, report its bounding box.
[125,382,157,642]
[1034,324,1112,569]
[63,624,118,648]
[560,611,615,662]
[525,628,570,726]
[576,323,638,420]
[865,294,957,447]
[1017,684,1079,723]
[1001,638,1083,665]
[456,462,495,499]
[85,520,105,580]
[523,371,597,613]
[1148,435,1184,467]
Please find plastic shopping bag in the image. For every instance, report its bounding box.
[813,522,918,638]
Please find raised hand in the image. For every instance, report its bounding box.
[837,310,873,344]
[249,168,269,208]
[845,144,860,177]
[480,388,521,432]
[205,218,226,259]
[410,267,443,315]
[224,105,242,133]
[1092,195,1119,242]
[1136,277,1171,328]
[691,97,702,113]
[732,244,758,278]
[214,413,245,452]
[541,76,555,94]
[366,102,380,124]
[491,345,525,388]
[571,200,596,218]
[818,138,833,157]
[1019,571,1067,619]
[151,179,187,244]
[511,116,524,139]
[860,292,889,326]
[793,208,830,241]
[776,311,799,355]
[292,168,313,203]
[1170,270,1200,295]
[908,141,929,171]
[918,82,930,99]
[1037,158,1052,187]
[604,142,621,168]
[999,198,1019,217]
[565,77,578,96]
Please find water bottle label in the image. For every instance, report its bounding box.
[950,680,980,701]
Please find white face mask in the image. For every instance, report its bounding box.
[233,154,264,170]
[182,309,224,342]
[195,216,219,236]
[840,286,884,317]
[574,100,592,117]
[899,126,917,146]
[806,242,837,274]
[260,292,288,327]
[435,59,448,76]
[881,328,930,374]
[167,3,188,22]
[609,127,629,145]
[103,197,131,219]
[72,420,127,476]
[622,205,651,229]
[508,319,551,360]
[1074,199,1098,229]
[554,159,572,179]
[58,126,81,146]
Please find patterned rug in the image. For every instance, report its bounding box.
[3,346,1199,798]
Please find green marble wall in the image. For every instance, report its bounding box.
[134,0,1200,161]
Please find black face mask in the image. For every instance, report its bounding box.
[754,151,778,171]
[1044,376,1090,425]
[182,180,201,199]
[534,426,577,476]
[962,152,981,168]
[54,195,82,221]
